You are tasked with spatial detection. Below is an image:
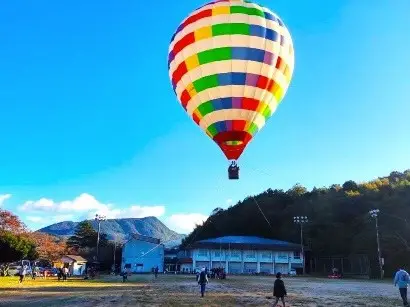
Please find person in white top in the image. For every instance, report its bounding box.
[63,267,69,281]
[18,265,27,284]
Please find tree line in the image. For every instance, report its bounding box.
[0,212,121,271]
[0,210,66,265]
[182,170,410,277]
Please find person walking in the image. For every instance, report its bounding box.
[18,265,26,284]
[394,267,410,306]
[198,268,209,298]
[273,272,287,307]
[154,266,159,279]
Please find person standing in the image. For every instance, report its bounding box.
[63,267,69,281]
[32,265,39,280]
[58,267,63,281]
[154,266,159,278]
[273,272,287,307]
[122,265,129,282]
[35,266,40,279]
[394,267,410,306]
[198,268,209,298]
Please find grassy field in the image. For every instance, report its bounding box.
[0,274,402,306]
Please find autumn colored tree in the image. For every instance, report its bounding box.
[0,209,37,263]
[0,209,27,234]
[29,232,66,262]
[0,209,67,263]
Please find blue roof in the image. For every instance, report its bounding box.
[197,236,298,247]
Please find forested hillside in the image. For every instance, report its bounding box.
[182,170,410,276]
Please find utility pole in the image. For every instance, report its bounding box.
[113,240,117,266]
[369,209,383,279]
[293,216,308,275]
[95,214,106,262]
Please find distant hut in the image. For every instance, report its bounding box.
[60,255,88,276]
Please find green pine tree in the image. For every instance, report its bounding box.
[67,221,108,250]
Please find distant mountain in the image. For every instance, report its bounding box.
[37,217,185,248]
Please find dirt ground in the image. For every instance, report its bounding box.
[0,274,402,306]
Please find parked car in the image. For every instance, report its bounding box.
[8,265,20,276]
[40,267,58,277]
[7,261,32,276]
[289,269,297,276]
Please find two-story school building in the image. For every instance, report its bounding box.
[183,236,305,274]
[121,234,164,273]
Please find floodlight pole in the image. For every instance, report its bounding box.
[369,209,383,279]
[293,216,308,275]
[95,214,106,262]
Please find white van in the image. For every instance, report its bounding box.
[8,260,32,276]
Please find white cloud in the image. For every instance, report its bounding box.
[91,205,165,220]
[53,215,75,223]
[0,194,12,206]
[59,193,110,212]
[20,193,110,213]
[21,198,54,211]
[166,213,208,234]
[226,199,233,206]
[17,193,207,234]
[26,216,44,223]
[19,193,165,224]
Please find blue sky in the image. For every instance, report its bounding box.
[0,0,409,234]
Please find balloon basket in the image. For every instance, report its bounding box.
[228,162,239,180]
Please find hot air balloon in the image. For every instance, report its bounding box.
[168,0,295,179]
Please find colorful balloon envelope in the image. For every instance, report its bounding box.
[168,0,294,160]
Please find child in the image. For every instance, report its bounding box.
[273,272,287,307]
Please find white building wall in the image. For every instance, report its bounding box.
[72,263,86,276]
[190,248,303,274]
[122,239,164,273]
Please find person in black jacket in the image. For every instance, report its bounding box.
[273,272,287,307]
[198,268,209,297]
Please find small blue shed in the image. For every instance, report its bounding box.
[121,234,164,273]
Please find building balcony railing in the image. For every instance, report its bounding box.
[275,256,289,263]
[193,254,302,264]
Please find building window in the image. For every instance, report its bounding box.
[230,250,240,257]
[278,252,288,259]
[214,250,221,257]
[261,252,271,259]
[197,249,208,257]
[293,251,301,259]
[245,250,256,258]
